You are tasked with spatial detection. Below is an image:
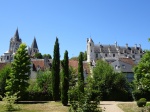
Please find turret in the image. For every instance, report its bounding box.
[87,38,94,62]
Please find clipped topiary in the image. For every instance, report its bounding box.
[137,98,147,107]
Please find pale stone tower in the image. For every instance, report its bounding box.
[30,37,39,56]
[9,28,22,53]
[87,38,95,62]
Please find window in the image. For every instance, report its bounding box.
[91,50,92,52]
[132,55,135,58]
[115,65,118,69]
[90,43,91,46]
[140,55,142,58]
[132,50,134,53]
[96,54,98,58]
[113,54,115,57]
[122,65,125,69]
[105,54,107,57]
[7,56,9,60]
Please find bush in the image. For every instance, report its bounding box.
[137,98,147,107]
[1,92,20,111]
[146,102,150,107]
[132,89,150,101]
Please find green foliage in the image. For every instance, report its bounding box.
[27,70,53,101]
[34,52,43,59]
[69,66,77,87]
[93,60,131,101]
[69,86,101,112]
[43,54,52,59]
[83,51,87,61]
[61,50,69,106]
[0,64,11,96]
[5,43,31,100]
[1,92,20,111]
[78,52,84,95]
[137,98,147,107]
[36,70,52,94]
[133,51,150,92]
[146,102,150,107]
[68,85,79,103]
[52,37,60,101]
[132,89,150,101]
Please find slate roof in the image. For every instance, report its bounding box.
[31,37,38,49]
[13,28,22,42]
[111,58,135,73]
[94,44,142,54]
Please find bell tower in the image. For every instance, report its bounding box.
[9,28,22,53]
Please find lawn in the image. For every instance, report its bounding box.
[0,101,69,112]
[118,102,150,112]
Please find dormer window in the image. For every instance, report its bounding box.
[122,65,125,69]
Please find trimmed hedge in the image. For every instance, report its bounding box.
[137,98,147,107]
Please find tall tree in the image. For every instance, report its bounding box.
[134,50,150,91]
[78,52,84,94]
[61,50,69,106]
[93,60,130,100]
[6,43,31,99]
[52,37,60,101]
[0,64,11,96]
[83,51,87,61]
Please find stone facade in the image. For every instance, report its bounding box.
[87,38,143,64]
[0,29,39,63]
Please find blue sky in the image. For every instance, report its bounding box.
[0,0,150,59]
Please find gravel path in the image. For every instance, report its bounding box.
[100,101,124,112]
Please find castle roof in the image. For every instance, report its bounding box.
[31,37,38,49]
[94,44,142,54]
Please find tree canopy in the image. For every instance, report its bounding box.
[5,43,31,100]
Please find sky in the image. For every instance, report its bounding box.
[0,0,150,59]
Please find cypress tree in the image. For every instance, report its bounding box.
[6,43,31,99]
[52,37,60,101]
[61,50,69,106]
[78,52,84,94]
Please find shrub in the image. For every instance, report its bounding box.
[137,98,147,107]
[1,92,20,111]
[146,102,150,107]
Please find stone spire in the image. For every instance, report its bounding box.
[31,37,38,49]
[14,28,20,41]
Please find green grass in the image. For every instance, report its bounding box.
[118,102,150,112]
[0,101,69,112]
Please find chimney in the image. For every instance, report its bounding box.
[126,43,128,48]
[135,44,137,49]
[115,41,117,47]
[139,44,141,48]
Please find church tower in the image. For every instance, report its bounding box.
[9,28,22,53]
[87,38,95,62]
[30,37,39,56]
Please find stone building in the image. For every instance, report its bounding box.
[0,29,39,63]
[87,38,143,64]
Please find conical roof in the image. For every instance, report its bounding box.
[14,28,20,41]
[31,37,38,49]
